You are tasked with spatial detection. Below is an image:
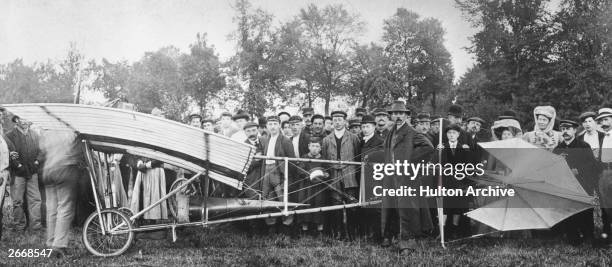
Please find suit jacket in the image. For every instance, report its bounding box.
[292,130,310,159]
[361,134,384,156]
[321,131,361,188]
[553,138,602,195]
[468,130,490,164]
[376,128,390,139]
[381,122,434,235]
[260,134,295,177]
[383,123,434,164]
[577,130,605,161]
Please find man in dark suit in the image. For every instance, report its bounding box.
[577,111,608,241]
[447,104,473,146]
[289,115,310,159]
[260,116,296,228]
[242,122,264,199]
[321,110,361,239]
[361,115,384,155]
[359,114,384,240]
[466,117,489,164]
[381,100,434,252]
[553,119,601,245]
[441,123,473,238]
[373,108,390,138]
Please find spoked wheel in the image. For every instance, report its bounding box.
[168,178,196,220]
[83,209,134,257]
[117,207,134,218]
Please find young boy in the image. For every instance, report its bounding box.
[297,136,329,234]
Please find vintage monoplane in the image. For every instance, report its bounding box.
[3,103,380,257]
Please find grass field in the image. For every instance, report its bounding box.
[1,221,611,266]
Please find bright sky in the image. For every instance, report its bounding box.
[1,0,478,81]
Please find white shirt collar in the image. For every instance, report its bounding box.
[363,133,374,142]
[334,128,346,138]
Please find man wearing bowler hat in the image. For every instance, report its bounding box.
[380,100,434,252]
[414,112,431,135]
[553,119,601,245]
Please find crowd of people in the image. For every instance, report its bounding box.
[1,100,612,256]
[184,101,612,252]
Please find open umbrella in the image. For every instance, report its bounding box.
[466,138,596,231]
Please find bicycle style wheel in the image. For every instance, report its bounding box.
[82,209,134,257]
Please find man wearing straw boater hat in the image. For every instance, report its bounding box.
[380,100,434,253]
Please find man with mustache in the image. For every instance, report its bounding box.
[466,117,489,163]
[380,100,434,253]
[242,121,264,199]
[597,108,612,245]
[373,108,390,138]
[553,119,601,245]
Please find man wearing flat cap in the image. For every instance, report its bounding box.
[321,109,361,239]
[381,100,434,252]
[553,119,601,245]
[289,115,310,160]
[348,118,362,136]
[373,108,391,138]
[260,115,295,229]
[231,111,251,142]
[596,107,612,244]
[302,107,315,134]
[354,108,367,121]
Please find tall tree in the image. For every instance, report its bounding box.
[382,8,454,113]
[127,46,188,120]
[180,33,226,115]
[89,59,131,101]
[294,4,365,113]
[230,0,294,116]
